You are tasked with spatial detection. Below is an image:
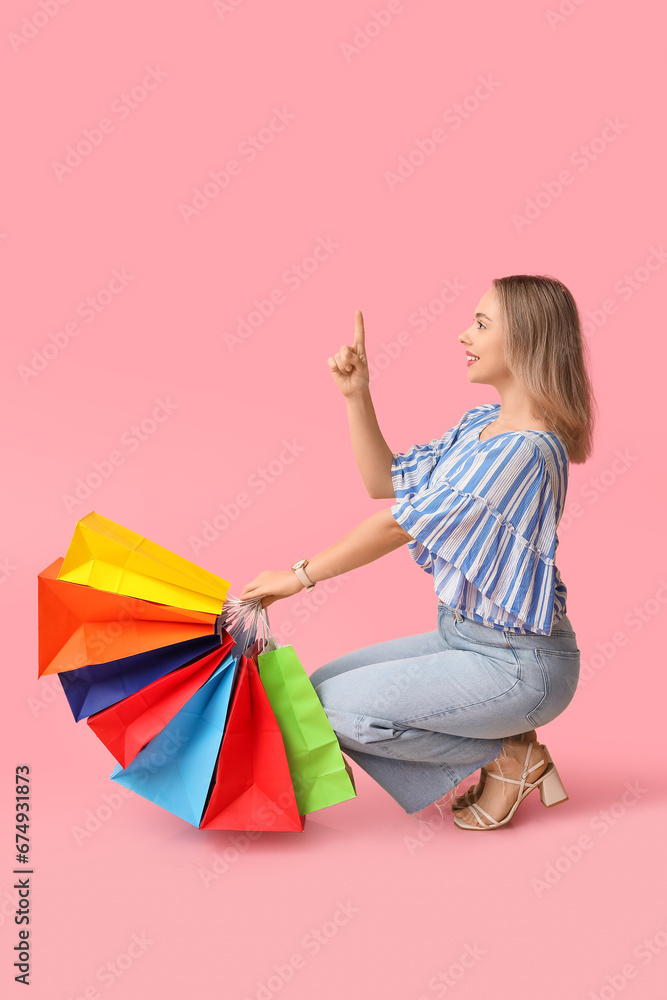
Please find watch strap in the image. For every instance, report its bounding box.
[291,560,316,592]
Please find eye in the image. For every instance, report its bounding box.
[475,320,485,330]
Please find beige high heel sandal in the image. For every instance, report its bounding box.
[452,742,568,831]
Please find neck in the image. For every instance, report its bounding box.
[490,379,540,427]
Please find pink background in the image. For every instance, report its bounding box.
[3,1,666,997]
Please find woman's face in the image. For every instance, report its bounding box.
[458,287,510,385]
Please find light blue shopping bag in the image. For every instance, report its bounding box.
[110,649,238,826]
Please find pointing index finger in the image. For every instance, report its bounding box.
[354,309,365,350]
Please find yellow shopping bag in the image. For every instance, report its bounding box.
[57,511,230,614]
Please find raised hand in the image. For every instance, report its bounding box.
[327,310,370,398]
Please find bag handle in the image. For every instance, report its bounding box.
[215,595,278,655]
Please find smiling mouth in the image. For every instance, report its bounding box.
[466,352,480,366]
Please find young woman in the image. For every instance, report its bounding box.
[239,274,597,830]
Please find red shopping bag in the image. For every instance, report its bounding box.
[86,632,236,767]
[199,654,305,832]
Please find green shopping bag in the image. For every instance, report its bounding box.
[256,644,357,814]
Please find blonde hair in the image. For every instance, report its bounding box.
[491,274,598,464]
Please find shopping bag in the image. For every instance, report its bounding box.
[87,635,236,767]
[38,511,354,834]
[57,511,230,614]
[109,648,238,827]
[256,644,357,814]
[199,654,305,832]
[38,557,218,677]
[59,633,225,721]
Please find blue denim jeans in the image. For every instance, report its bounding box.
[309,602,580,814]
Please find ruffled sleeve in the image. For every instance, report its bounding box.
[390,434,560,633]
[390,409,474,576]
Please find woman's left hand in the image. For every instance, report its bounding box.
[239,570,304,609]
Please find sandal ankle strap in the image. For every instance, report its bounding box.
[485,741,546,787]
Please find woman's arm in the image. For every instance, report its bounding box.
[346,390,396,499]
[327,311,396,500]
[239,509,413,606]
[240,312,413,607]
[304,508,412,582]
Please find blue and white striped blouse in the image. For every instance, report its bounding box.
[389,403,569,635]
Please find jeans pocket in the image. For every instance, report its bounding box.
[526,648,580,728]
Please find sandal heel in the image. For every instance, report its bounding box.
[539,764,568,807]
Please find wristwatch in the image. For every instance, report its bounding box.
[291,558,316,592]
